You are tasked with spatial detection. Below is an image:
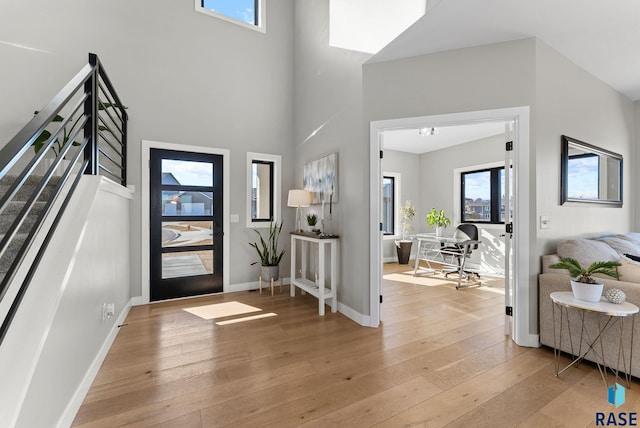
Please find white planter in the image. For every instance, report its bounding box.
[435,226,442,237]
[570,279,603,302]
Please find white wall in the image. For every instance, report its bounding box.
[294,0,372,317]
[0,0,295,296]
[535,39,635,254]
[381,149,420,260]
[0,177,132,427]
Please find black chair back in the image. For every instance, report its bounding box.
[453,223,479,250]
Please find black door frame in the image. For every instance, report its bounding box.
[149,148,224,301]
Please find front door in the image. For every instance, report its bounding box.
[150,149,223,301]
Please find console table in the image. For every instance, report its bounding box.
[550,291,638,388]
[290,232,339,316]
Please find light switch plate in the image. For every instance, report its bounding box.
[230,214,239,223]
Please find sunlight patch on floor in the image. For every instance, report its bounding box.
[216,313,278,325]
[184,301,263,320]
[383,269,505,294]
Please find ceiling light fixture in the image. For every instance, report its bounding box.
[418,127,438,136]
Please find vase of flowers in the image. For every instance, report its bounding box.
[426,208,451,237]
[395,200,415,264]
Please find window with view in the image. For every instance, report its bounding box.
[461,166,512,224]
[382,176,395,235]
[196,0,264,32]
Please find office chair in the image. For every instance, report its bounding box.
[439,223,479,280]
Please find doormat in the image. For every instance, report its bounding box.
[183,301,262,320]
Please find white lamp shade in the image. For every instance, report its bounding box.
[287,189,311,207]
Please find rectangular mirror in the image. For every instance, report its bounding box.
[561,135,622,207]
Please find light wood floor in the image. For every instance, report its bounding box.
[73,263,640,427]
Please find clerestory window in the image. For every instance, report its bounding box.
[195,0,265,33]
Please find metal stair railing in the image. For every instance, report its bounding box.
[0,53,127,344]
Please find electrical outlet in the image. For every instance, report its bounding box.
[102,303,115,320]
[540,215,550,229]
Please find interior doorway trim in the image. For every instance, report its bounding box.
[141,140,230,304]
[369,106,539,348]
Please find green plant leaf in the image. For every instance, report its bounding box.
[249,221,285,266]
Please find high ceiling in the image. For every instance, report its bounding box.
[370,0,640,102]
[375,0,640,153]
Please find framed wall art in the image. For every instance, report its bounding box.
[303,152,338,204]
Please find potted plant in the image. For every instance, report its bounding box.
[426,208,451,237]
[395,200,415,264]
[306,212,320,234]
[33,102,126,175]
[548,257,621,302]
[249,221,286,282]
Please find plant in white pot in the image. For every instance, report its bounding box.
[426,208,451,237]
[249,221,286,282]
[306,212,319,234]
[395,200,415,264]
[548,257,621,302]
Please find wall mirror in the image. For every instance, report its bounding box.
[561,135,622,207]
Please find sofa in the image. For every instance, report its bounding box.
[538,232,640,378]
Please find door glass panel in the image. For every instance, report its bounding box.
[161,191,213,216]
[499,168,513,223]
[162,250,214,279]
[162,221,213,247]
[462,170,491,222]
[251,161,273,221]
[161,159,213,187]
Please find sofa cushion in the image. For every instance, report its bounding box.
[622,233,640,247]
[596,235,640,256]
[557,239,620,267]
[618,257,640,283]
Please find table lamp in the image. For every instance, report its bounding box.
[287,189,311,232]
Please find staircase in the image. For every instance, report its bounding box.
[0,52,128,344]
[0,175,59,287]
[0,53,130,427]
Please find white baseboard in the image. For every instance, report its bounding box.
[130,295,146,306]
[337,303,373,327]
[226,277,291,293]
[517,333,540,348]
[57,299,133,428]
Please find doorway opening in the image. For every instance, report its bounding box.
[149,148,223,301]
[369,107,537,348]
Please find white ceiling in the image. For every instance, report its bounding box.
[383,121,507,154]
[369,0,640,102]
[374,0,640,153]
